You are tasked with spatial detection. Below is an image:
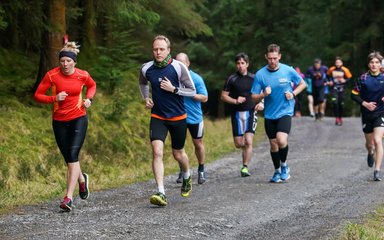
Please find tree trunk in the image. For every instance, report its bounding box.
[34,0,66,91]
[81,0,96,53]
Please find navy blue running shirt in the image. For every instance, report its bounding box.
[139,59,196,120]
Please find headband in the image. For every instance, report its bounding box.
[59,51,77,62]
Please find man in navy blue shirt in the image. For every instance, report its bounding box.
[306,58,329,120]
[139,35,196,206]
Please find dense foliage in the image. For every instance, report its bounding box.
[1,0,384,116]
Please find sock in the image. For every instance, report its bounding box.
[158,185,165,195]
[243,164,248,168]
[270,151,280,170]
[281,162,287,167]
[183,169,191,179]
[279,145,289,163]
[198,164,204,172]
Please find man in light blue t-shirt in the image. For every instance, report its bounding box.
[251,44,306,183]
[176,53,209,184]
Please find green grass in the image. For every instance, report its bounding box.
[0,77,265,213]
[339,207,384,240]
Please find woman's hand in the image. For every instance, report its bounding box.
[56,91,68,101]
[83,99,92,108]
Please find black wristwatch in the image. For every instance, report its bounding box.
[173,87,179,94]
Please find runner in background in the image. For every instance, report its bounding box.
[304,76,315,117]
[327,56,352,126]
[175,52,208,184]
[221,52,264,177]
[294,67,304,117]
[305,58,329,120]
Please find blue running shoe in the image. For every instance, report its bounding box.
[281,164,290,181]
[270,170,282,183]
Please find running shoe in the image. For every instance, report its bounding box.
[335,117,340,125]
[374,170,382,181]
[149,192,167,206]
[181,175,192,197]
[79,173,89,199]
[270,170,282,183]
[60,196,73,212]
[280,165,290,181]
[198,171,207,184]
[241,166,251,177]
[176,171,183,183]
[367,153,374,168]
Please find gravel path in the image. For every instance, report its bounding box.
[1,117,383,240]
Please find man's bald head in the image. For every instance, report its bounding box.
[176,52,190,67]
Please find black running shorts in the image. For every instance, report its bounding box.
[150,117,187,150]
[187,121,204,139]
[312,85,325,105]
[264,115,292,139]
[362,113,384,134]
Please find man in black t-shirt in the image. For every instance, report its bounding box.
[221,52,264,177]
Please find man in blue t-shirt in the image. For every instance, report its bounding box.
[175,53,209,184]
[251,44,306,183]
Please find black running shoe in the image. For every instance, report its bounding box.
[79,173,89,199]
[367,153,374,168]
[374,170,382,181]
[176,172,183,183]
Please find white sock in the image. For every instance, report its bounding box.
[183,169,191,179]
[281,162,287,167]
[158,185,165,195]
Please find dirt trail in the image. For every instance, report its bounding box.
[1,117,383,240]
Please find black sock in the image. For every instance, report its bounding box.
[270,151,280,170]
[279,146,289,163]
[198,164,204,172]
[243,164,248,168]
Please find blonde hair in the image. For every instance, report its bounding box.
[153,35,171,48]
[60,41,80,55]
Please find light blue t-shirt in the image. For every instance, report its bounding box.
[251,63,303,120]
[185,70,208,124]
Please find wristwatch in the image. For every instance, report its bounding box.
[173,87,179,94]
